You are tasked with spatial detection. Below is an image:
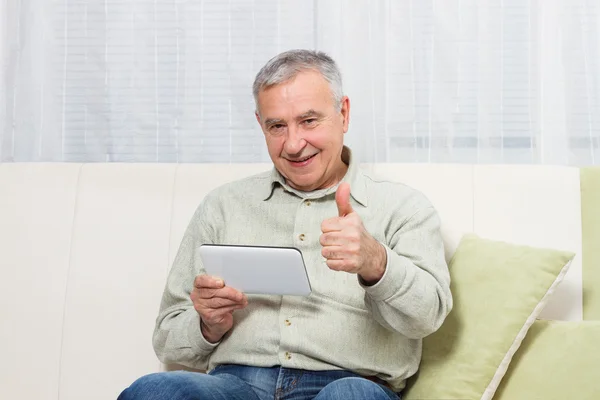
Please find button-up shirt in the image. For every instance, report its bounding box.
[153,147,452,392]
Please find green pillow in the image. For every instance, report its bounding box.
[403,234,574,400]
[495,319,600,400]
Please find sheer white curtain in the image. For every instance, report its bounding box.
[1,0,599,164]
[0,0,7,150]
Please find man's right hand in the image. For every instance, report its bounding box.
[190,275,248,344]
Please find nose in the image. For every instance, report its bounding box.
[283,125,306,155]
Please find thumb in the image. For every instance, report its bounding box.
[335,182,354,217]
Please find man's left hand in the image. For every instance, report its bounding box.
[320,182,387,285]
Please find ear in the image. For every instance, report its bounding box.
[340,96,350,133]
[255,111,262,125]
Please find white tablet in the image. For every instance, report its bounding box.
[197,244,312,296]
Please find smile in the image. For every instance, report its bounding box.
[287,153,317,167]
[290,154,317,163]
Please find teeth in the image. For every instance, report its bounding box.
[297,155,313,162]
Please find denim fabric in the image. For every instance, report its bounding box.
[117,364,400,400]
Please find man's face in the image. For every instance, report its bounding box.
[255,70,350,192]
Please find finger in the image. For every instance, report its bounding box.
[335,182,354,217]
[325,259,350,272]
[202,296,247,309]
[199,286,246,302]
[202,303,248,323]
[194,274,225,290]
[321,245,346,260]
[321,217,344,233]
[319,232,346,247]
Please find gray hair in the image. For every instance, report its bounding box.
[252,49,344,112]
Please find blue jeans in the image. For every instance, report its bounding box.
[117,364,401,400]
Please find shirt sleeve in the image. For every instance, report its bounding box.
[359,206,453,339]
[152,198,220,370]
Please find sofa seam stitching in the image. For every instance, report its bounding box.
[56,162,85,400]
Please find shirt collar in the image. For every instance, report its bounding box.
[260,146,368,207]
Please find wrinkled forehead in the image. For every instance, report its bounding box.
[256,71,336,118]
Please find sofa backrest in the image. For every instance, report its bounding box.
[0,162,583,400]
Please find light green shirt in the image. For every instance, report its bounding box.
[153,147,453,392]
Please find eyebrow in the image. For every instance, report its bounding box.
[264,118,285,127]
[264,110,325,127]
[297,110,324,121]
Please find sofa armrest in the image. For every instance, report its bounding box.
[494,319,600,400]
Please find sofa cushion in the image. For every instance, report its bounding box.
[403,234,574,400]
[0,163,81,400]
[494,319,600,400]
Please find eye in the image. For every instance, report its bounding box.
[302,119,317,126]
[268,124,286,135]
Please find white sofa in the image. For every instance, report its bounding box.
[0,162,589,399]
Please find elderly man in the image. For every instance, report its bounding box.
[118,49,452,400]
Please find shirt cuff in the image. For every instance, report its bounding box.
[359,244,409,302]
[186,310,221,355]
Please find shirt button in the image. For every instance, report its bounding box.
[285,352,292,360]
[298,233,305,241]
[305,200,311,206]
[285,319,291,326]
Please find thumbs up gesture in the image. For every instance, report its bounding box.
[320,182,387,284]
[335,182,355,217]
